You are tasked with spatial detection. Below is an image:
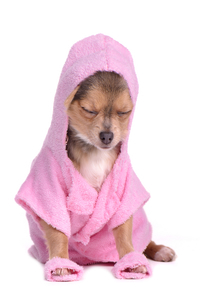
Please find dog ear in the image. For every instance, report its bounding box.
[65,86,79,110]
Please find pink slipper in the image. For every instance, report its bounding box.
[112,252,152,279]
[45,257,84,282]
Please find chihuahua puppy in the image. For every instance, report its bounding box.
[66,71,132,192]
[40,71,175,277]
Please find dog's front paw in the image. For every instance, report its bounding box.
[51,268,77,276]
[124,265,147,274]
[154,246,176,262]
[45,257,83,282]
[112,252,152,279]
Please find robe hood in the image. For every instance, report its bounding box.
[15,34,151,252]
[46,33,139,160]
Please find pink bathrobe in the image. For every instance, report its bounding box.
[15,34,152,280]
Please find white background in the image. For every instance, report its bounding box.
[1,0,199,299]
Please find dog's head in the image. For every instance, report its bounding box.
[66,71,133,150]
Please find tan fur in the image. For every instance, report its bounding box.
[113,216,134,259]
[40,72,175,277]
[65,80,133,191]
[144,241,176,262]
[65,78,133,191]
[66,88,133,150]
[65,86,80,110]
[40,219,69,260]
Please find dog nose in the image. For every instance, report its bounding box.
[99,131,114,145]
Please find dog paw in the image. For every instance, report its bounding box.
[45,257,84,281]
[154,246,176,262]
[124,265,147,274]
[51,268,76,276]
[112,252,152,279]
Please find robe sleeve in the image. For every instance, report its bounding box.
[15,146,71,238]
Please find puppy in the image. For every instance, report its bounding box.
[40,71,175,277]
[66,71,132,192]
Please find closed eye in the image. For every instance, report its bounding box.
[117,110,132,116]
[81,107,98,115]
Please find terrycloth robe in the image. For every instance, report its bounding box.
[15,34,152,265]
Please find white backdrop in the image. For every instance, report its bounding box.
[1,0,199,299]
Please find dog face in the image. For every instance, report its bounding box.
[66,72,133,150]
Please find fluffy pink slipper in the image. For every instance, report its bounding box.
[45,257,84,282]
[112,252,152,279]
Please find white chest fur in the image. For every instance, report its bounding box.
[79,148,117,192]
